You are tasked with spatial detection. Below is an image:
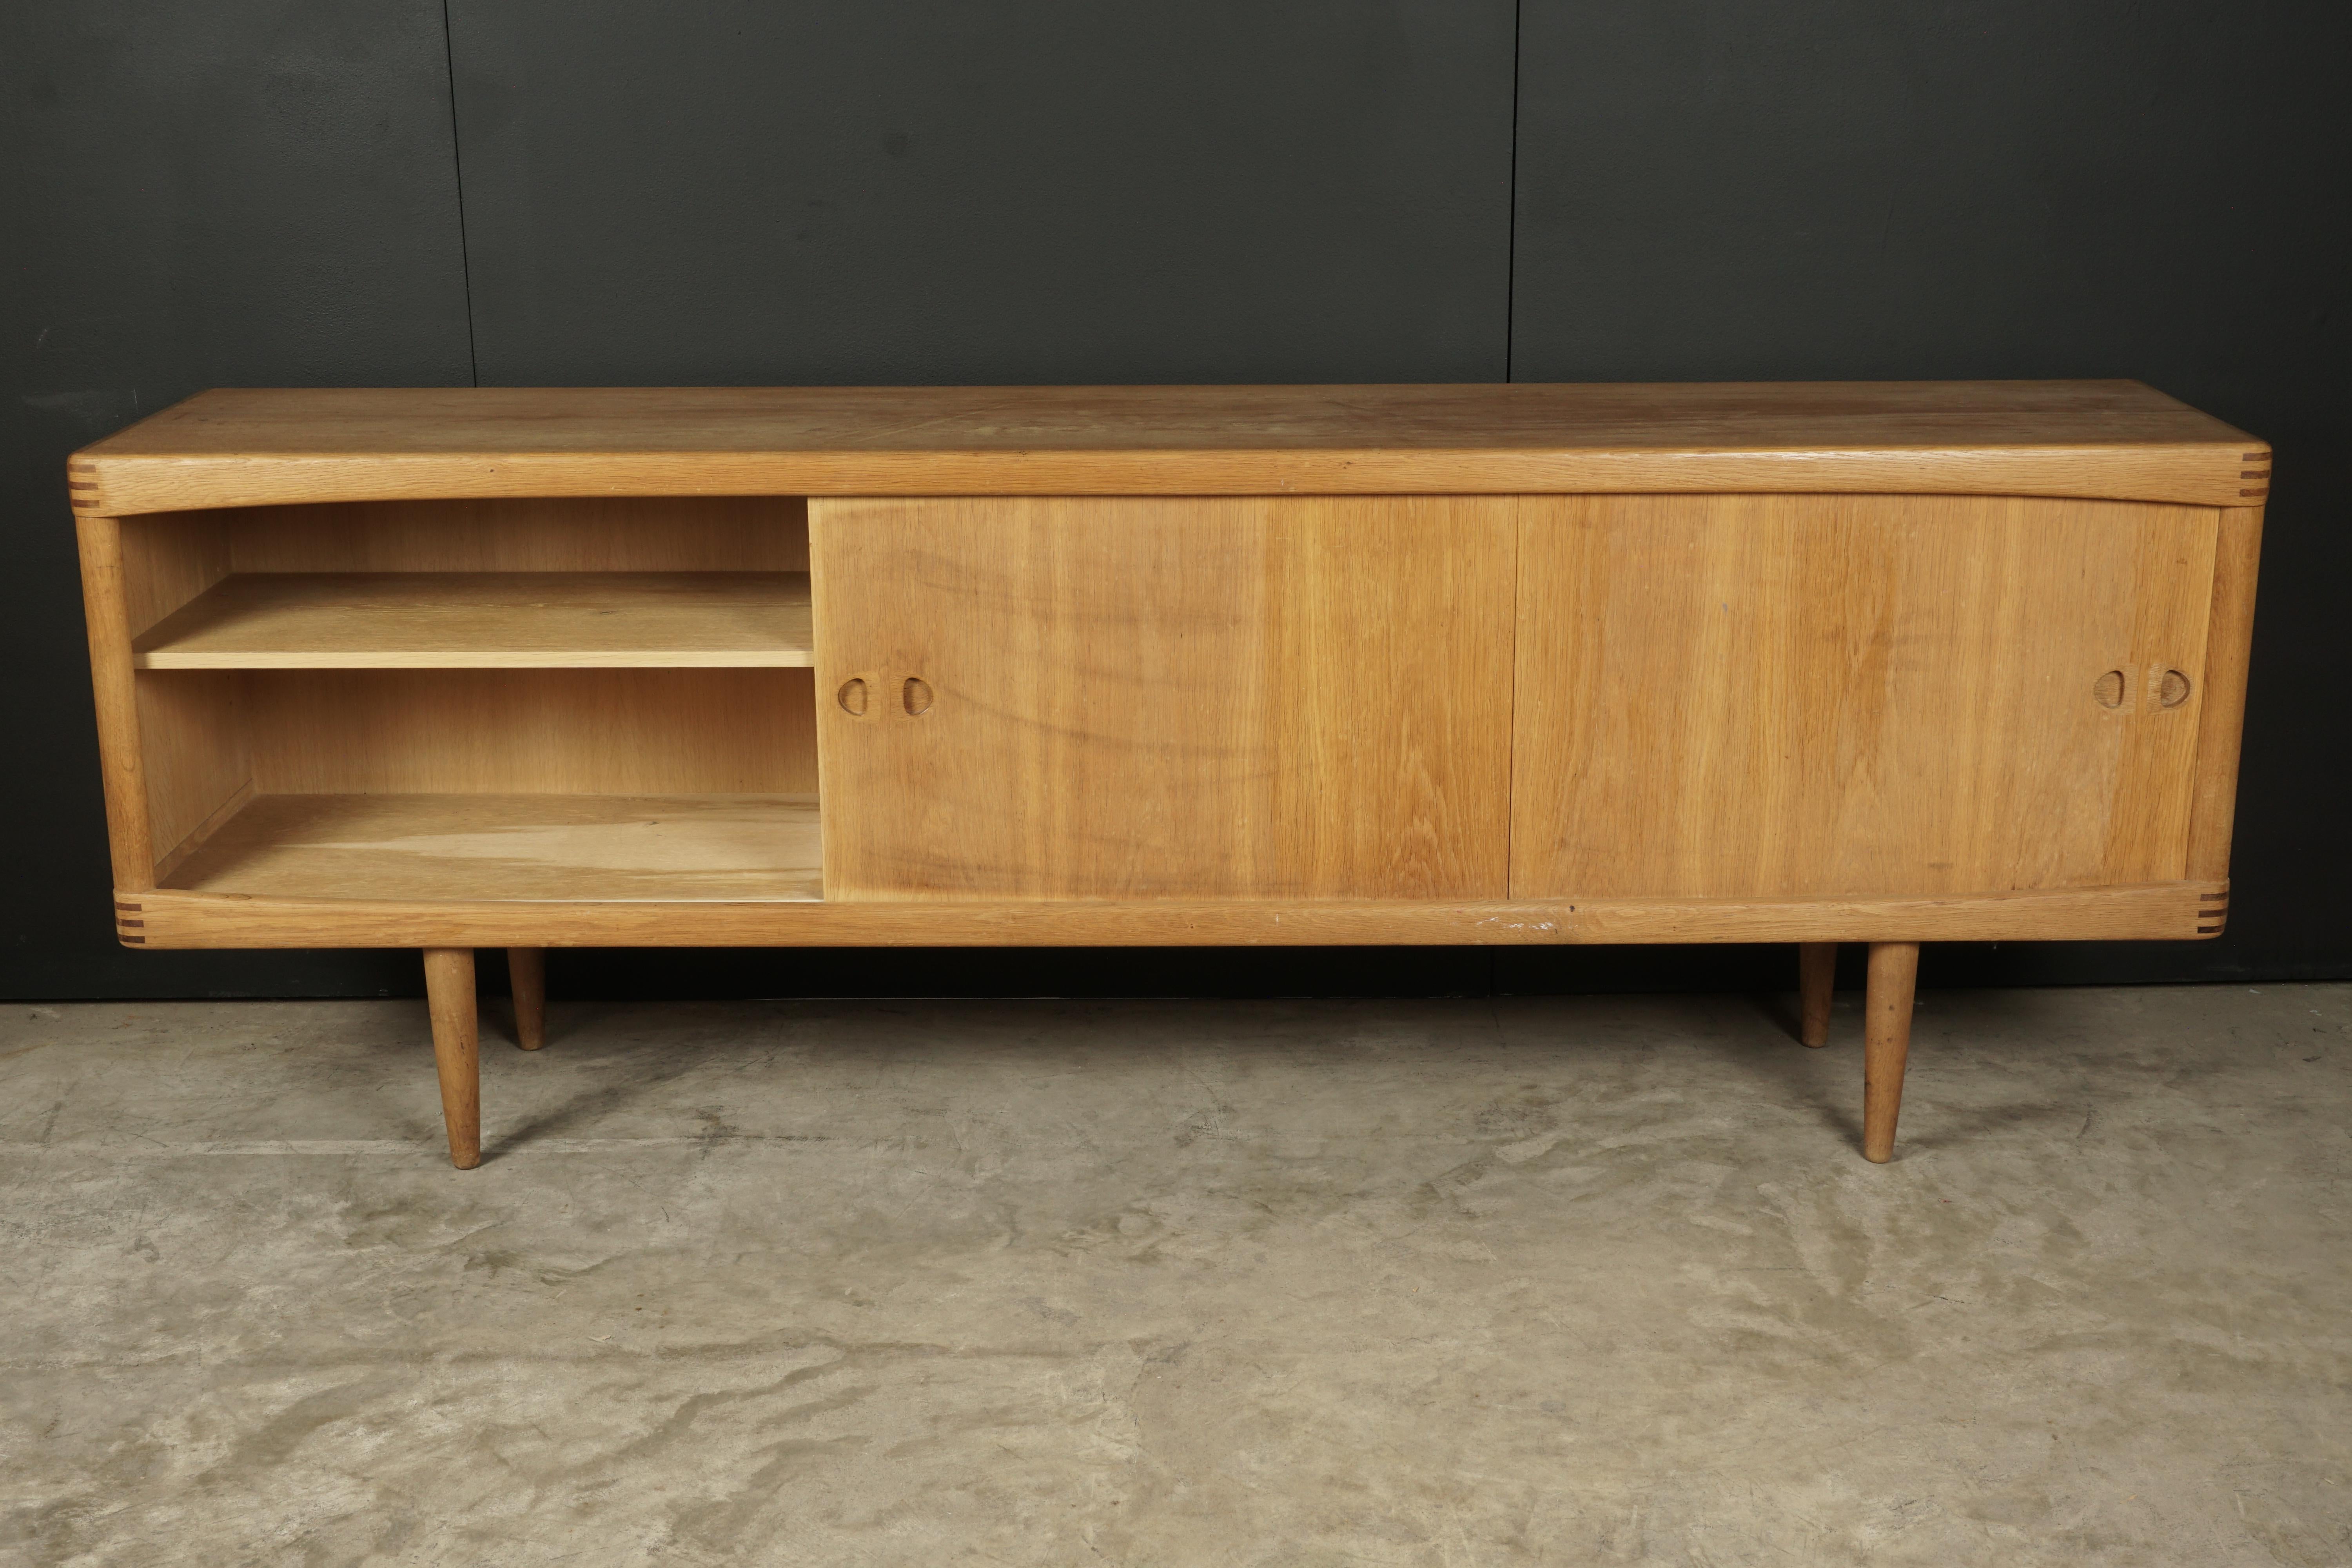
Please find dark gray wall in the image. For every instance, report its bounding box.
[1510,0,2350,989]
[2,2,473,999]
[448,0,1515,386]
[4,1,2343,1000]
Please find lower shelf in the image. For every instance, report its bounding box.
[162,793,823,902]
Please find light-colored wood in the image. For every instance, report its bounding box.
[113,880,2222,950]
[242,668,817,795]
[223,495,808,573]
[162,793,823,902]
[75,514,156,888]
[1863,942,1921,1162]
[70,383,2266,1168]
[132,572,813,668]
[2186,505,2265,887]
[133,672,251,871]
[1512,494,2219,899]
[508,948,546,1051]
[151,778,256,886]
[423,947,481,1169]
[117,512,231,636]
[812,495,1515,900]
[70,383,2261,514]
[1798,942,1837,1047]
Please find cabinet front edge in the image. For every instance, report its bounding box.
[113,882,2225,949]
[70,446,2259,515]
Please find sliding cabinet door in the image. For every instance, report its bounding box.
[1512,494,2220,899]
[813,495,1515,900]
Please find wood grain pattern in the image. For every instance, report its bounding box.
[117,512,231,636]
[75,514,156,887]
[223,495,807,573]
[162,793,822,902]
[133,572,813,668]
[151,779,257,886]
[1798,942,1837,1047]
[73,383,2260,513]
[423,947,481,1169]
[508,948,546,1051]
[1511,494,2219,899]
[1863,941,1921,1162]
[812,495,1515,900]
[113,881,2222,949]
[132,671,252,877]
[2187,506,2265,881]
[241,668,817,795]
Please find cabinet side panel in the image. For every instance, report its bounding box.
[813,495,1515,900]
[2185,505,2264,881]
[245,669,818,794]
[118,513,233,637]
[1512,494,2218,899]
[134,672,253,871]
[76,514,155,887]
[227,495,808,572]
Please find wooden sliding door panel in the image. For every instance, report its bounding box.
[1512,494,2218,899]
[813,495,1515,900]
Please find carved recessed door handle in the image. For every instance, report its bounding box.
[837,674,934,717]
[2091,666,2193,712]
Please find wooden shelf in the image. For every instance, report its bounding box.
[132,572,812,668]
[162,793,822,902]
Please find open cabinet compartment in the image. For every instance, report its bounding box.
[118,496,824,902]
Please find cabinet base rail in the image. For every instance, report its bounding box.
[116,881,2223,948]
[421,941,1927,1171]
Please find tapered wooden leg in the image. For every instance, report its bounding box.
[508,947,547,1051]
[1798,942,1837,1047]
[423,947,481,1169]
[1862,941,1920,1163]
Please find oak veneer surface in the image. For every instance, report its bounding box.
[69,382,2266,512]
[1512,494,2217,898]
[117,512,234,637]
[115,882,2221,950]
[222,495,808,573]
[2187,506,2264,882]
[243,668,819,795]
[133,572,813,668]
[133,671,251,875]
[75,515,161,888]
[163,793,823,902]
[812,494,1516,900]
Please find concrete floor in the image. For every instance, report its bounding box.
[2,983,2347,1566]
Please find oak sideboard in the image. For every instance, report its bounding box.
[70,382,2264,1168]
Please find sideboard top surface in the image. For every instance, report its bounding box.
[71,379,2266,514]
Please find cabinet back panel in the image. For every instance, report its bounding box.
[226,496,808,573]
[245,668,818,794]
[814,495,1516,900]
[1512,494,2218,898]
